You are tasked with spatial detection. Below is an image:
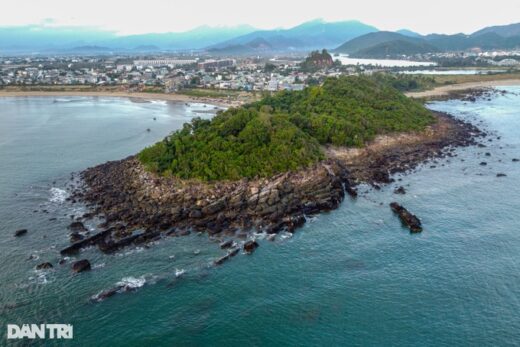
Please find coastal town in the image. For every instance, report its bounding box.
[1,49,519,94]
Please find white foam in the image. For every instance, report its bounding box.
[175,268,186,278]
[116,276,146,289]
[92,262,105,269]
[49,187,69,203]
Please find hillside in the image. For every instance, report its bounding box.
[472,22,520,38]
[139,76,434,181]
[336,26,520,57]
[351,39,439,58]
[334,31,428,54]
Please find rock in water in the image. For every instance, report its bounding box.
[389,202,422,233]
[243,240,259,254]
[496,173,507,177]
[219,239,234,249]
[68,221,87,232]
[36,262,53,270]
[394,186,406,195]
[14,229,28,237]
[71,259,91,273]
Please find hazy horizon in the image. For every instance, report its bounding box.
[0,0,518,36]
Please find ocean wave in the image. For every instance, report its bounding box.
[49,187,69,203]
[90,275,148,302]
[175,268,186,278]
[116,276,146,289]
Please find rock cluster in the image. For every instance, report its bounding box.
[65,157,351,254]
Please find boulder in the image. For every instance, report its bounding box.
[68,221,87,232]
[219,239,234,249]
[14,229,28,237]
[36,262,53,270]
[243,240,259,254]
[69,232,84,243]
[389,202,422,233]
[71,259,91,273]
[394,186,406,195]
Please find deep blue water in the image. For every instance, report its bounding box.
[0,90,519,346]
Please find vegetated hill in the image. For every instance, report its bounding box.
[472,22,520,38]
[139,76,434,181]
[336,28,520,57]
[335,31,428,54]
[208,19,378,53]
[207,36,302,55]
[351,39,439,58]
[300,49,334,70]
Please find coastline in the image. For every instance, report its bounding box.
[405,78,520,99]
[0,90,243,108]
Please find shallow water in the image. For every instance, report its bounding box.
[1,90,520,346]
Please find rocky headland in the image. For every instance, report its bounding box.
[64,110,482,257]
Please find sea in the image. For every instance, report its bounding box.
[1,90,519,346]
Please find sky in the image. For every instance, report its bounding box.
[0,0,518,35]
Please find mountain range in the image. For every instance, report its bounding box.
[0,20,519,55]
[335,23,520,58]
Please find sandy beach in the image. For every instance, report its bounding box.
[405,79,520,98]
[0,90,244,108]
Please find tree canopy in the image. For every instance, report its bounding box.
[139,76,435,181]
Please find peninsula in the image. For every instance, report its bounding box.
[66,76,481,255]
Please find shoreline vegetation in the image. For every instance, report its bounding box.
[58,76,489,266]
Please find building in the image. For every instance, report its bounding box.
[197,59,236,70]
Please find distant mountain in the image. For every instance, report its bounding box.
[0,24,256,53]
[353,40,439,58]
[107,25,257,51]
[0,25,116,52]
[397,29,422,38]
[2,20,520,55]
[70,45,112,53]
[335,31,431,54]
[208,19,378,53]
[425,32,520,51]
[336,24,520,57]
[207,37,275,55]
[472,22,520,38]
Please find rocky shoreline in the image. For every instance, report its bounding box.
[64,109,483,257]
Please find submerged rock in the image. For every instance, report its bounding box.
[36,262,53,270]
[14,229,28,237]
[68,221,87,232]
[243,240,259,254]
[394,186,406,195]
[71,259,91,273]
[389,202,422,233]
[219,239,234,249]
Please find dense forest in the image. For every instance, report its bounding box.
[139,76,435,181]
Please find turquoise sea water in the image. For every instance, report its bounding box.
[1,90,519,346]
